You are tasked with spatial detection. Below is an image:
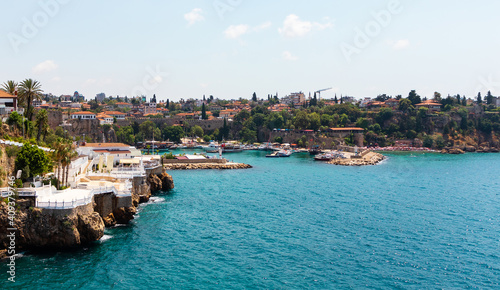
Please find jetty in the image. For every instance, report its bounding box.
[313,146,385,166]
[162,154,252,170]
[327,151,385,166]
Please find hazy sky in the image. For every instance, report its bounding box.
[2,0,500,101]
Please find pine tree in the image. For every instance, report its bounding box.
[201,103,207,120]
[166,99,170,108]
[252,92,257,102]
[486,91,493,105]
[477,92,482,104]
[334,94,338,104]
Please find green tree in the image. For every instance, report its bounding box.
[162,125,184,143]
[407,90,421,106]
[234,109,251,124]
[266,112,284,130]
[486,91,494,105]
[221,118,230,140]
[339,114,349,127]
[7,111,23,133]
[139,120,155,140]
[201,103,207,120]
[355,117,369,129]
[15,143,50,179]
[435,135,445,149]
[376,108,393,125]
[191,125,204,137]
[398,98,414,113]
[423,136,434,148]
[294,111,309,129]
[116,126,136,145]
[240,127,257,143]
[1,80,18,95]
[18,79,43,121]
[477,92,482,104]
[309,112,321,130]
[252,92,257,102]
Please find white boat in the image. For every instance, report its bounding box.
[266,150,291,158]
[258,142,274,151]
[203,142,220,153]
[220,143,243,153]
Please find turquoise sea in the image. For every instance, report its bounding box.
[3,151,500,289]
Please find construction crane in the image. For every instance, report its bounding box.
[315,87,332,100]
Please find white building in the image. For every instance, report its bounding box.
[77,143,142,163]
[97,113,114,125]
[71,111,96,119]
[104,111,126,120]
[0,91,18,115]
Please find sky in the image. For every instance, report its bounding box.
[2,0,500,102]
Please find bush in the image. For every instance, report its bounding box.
[14,179,22,188]
[163,152,175,159]
[5,146,20,157]
[435,136,445,149]
[423,136,434,148]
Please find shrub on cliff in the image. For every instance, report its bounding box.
[15,143,50,180]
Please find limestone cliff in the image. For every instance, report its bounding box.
[0,199,104,255]
[146,172,174,193]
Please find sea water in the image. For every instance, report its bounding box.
[3,151,500,289]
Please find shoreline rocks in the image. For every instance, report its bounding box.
[441,148,465,154]
[441,146,499,154]
[163,163,252,170]
[147,172,175,192]
[0,201,105,258]
[327,152,385,166]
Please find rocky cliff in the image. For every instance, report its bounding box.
[0,199,104,257]
[147,172,175,193]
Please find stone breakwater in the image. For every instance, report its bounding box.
[163,162,252,170]
[328,152,385,166]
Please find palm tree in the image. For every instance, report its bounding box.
[18,79,43,121]
[35,109,49,142]
[51,139,66,189]
[1,80,18,95]
[64,144,78,187]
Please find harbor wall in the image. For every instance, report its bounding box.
[162,158,227,164]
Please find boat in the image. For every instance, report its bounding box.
[266,150,291,158]
[204,142,243,153]
[309,145,322,155]
[277,150,292,157]
[314,153,334,161]
[203,142,220,153]
[220,143,243,153]
[258,142,274,151]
